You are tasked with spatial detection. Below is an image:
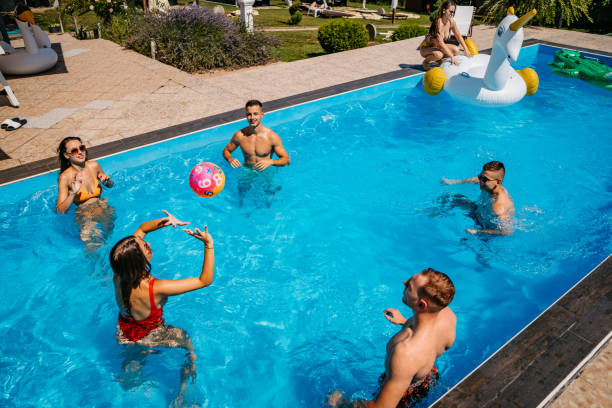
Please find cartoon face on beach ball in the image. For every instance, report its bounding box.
[189,162,225,198]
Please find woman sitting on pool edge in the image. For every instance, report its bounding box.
[56,136,114,214]
[110,211,214,403]
[420,0,472,71]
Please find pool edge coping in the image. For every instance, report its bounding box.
[0,66,426,186]
[430,253,612,407]
[6,38,612,187]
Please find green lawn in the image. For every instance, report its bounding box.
[252,8,427,27]
[271,30,325,62]
[31,0,430,31]
[30,9,100,32]
[272,29,394,62]
[28,2,426,64]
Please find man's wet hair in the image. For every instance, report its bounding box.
[245,99,263,109]
[418,268,455,311]
[482,161,505,178]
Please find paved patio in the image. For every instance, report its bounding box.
[1,25,611,173]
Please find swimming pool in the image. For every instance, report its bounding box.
[1,44,611,407]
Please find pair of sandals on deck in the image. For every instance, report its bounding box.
[1,117,27,131]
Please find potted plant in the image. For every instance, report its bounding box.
[49,23,61,33]
[77,26,89,40]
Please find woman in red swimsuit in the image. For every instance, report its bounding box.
[56,136,115,252]
[110,210,214,403]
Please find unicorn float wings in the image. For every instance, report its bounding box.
[423,8,539,107]
[0,6,58,75]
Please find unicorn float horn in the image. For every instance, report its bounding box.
[509,9,537,31]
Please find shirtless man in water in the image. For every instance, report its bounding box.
[328,268,456,408]
[223,100,290,171]
[441,161,515,235]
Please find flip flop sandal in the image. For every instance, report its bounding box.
[5,118,27,131]
[1,118,19,129]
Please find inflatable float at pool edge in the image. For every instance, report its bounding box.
[0,17,58,76]
[423,7,539,107]
[549,49,612,90]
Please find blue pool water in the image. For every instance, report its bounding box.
[1,44,611,407]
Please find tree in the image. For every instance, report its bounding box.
[478,0,593,27]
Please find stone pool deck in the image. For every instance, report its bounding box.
[0,24,610,407]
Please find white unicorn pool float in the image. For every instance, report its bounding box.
[0,9,58,76]
[423,7,539,107]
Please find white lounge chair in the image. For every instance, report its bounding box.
[302,1,354,17]
[453,5,475,37]
[0,47,19,107]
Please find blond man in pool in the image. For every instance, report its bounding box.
[442,160,515,235]
[328,268,456,408]
[223,100,290,171]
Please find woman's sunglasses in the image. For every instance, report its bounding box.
[447,9,455,15]
[69,144,86,156]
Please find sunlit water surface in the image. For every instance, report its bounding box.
[1,45,611,407]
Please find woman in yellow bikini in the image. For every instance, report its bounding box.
[56,136,115,251]
[420,0,471,71]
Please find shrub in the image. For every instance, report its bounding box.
[288,10,302,25]
[391,23,428,41]
[289,2,301,15]
[478,0,593,27]
[122,6,279,72]
[63,0,128,22]
[581,0,612,32]
[103,9,143,44]
[317,19,368,54]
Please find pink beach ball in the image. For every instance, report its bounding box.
[189,162,225,198]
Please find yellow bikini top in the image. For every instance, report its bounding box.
[74,174,102,204]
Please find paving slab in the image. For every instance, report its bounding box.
[25,107,79,129]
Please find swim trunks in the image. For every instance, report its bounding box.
[374,367,439,408]
[117,278,164,342]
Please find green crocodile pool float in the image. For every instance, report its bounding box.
[549,49,612,90]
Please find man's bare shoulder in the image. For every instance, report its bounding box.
[440,306,456,322]
[230,128,250,143]
[493,191,514,216]
[258,125,278,138]
[391,339,427,371]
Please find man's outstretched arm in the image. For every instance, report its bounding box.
[441,176,479,185]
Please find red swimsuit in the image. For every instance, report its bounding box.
[118,278,164,342]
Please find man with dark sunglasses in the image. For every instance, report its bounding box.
[441,161,514,235]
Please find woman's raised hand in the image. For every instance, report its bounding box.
[161,210,189,227]
[70,173,83,193]
[183,226,214,248]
